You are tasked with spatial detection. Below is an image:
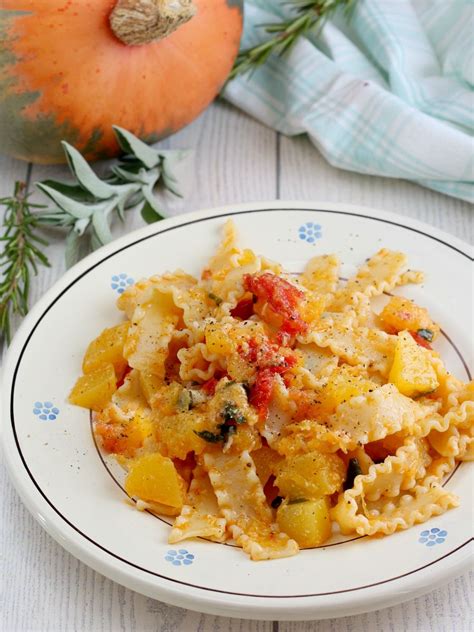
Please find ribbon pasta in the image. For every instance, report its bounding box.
[70,220,473,560]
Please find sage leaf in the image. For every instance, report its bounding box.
[73,217,90,236]
[90,230,103,252]
[65,229,81,268]
[36,183,95,220]
[112,126,160,169]
[34,125,185,267]
[39,180,95,203]
[110,164,147,184]
[141,200,164,224]
[61,142,116,199]
[92,209,113,245]
[161,158,183,197]
[142,186,166,217]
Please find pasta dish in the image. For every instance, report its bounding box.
[69,221,473,560]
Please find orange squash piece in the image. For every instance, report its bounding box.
[125,453,186,508]
[69,363,117,411]
[82,322,129,379]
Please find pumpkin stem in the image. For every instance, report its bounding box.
[110,0,196,46]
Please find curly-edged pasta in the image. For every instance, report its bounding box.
[69,220,473,560]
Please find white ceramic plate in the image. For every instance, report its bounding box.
[2,202,473,621]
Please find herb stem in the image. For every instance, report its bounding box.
[228,0,354,81]
[0,182,50,343]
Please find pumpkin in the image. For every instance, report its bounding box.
[0,0,243,164]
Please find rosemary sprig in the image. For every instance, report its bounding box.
[0,182,50,343]
[228,0,354,80]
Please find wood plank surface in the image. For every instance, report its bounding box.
[1,100,472,632]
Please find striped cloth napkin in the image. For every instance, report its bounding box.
[224,0,474,203]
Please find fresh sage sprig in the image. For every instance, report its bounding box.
[229,0,355,80]
[0,127,186,343]
[0,182,50,343]
[36,126,186,267]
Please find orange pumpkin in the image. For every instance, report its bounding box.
[0,0,243,164]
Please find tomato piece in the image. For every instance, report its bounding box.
[201,377,218,395]
[116,365,132,388]
[230,297,254,320]
[240,337,297,374]
[409,331,432,350]
[250,368,275,420]
[243,272,307,342]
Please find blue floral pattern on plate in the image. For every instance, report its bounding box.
[33,401,60,421]
[165,549,195,566]
[418,528,447,546]
[298,222,322,243]
[111,273,134,294]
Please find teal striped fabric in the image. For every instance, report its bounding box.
[224,0,474,203]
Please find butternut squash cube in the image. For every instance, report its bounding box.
[95,410,154,457]
[277,498,331,548]
[139,372,164,406]
[69,363,116,411]
[380,296,439,338]
[389,331,438,397]
[275,452,345,499]
[156,410,208,460]
[251,446,283,486]
[322,365,377,410]
[205,323,233,355]
[125,453,186,508]
[82,322,129,378]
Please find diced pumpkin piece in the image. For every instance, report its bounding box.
[275,452,345,499]
[276,498,331,548]
[205,323,233,355]
[125,453,186,508]
[322,365,378,410]
[82,322,129,378]
[226,424,262,454]
[156,410,208,460]
[294,366,377,421]
[389,331,439,397]
[69,363,116,411]
[94,409,154,457]
[380,296,439,339]
[251,446,283,486]
[139,372,164,406]
[148,381,182,414]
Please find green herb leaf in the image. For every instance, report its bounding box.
[221,401,246,425]
[61,141,116,199]
[288,498,308,505]
[228,0,354,81]
[65,229,82,269]
[112,126,160,169]
[34,127,185,268]
[344,458,363,490]
[193,430,224,443]
[141,200,164,224]
[0,182,50,343]
[38,180,96,203]
[142,186,166,218]
[36,182,95,220]
[417,328,434,342]
[208,292,223,306]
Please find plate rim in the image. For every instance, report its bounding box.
[2,201,473,620]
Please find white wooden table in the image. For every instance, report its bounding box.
[1,100,473,632]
